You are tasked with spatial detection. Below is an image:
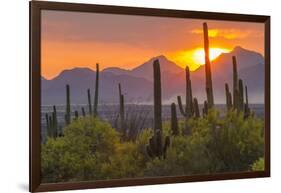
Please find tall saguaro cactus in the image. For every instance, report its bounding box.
[93,63,99,117]
[225,83,232,110]
[203,22,214,108]
[232,56,239,109]
[87,89,92,115]
[65,84,71,125]
[118,83,125,135]
[238,79,244,111]
[153,59,162,138]
[171,103,179,136]
[146,59,170,159]
[177,66,193,134]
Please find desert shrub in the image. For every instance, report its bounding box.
[251,157,265,171]
[42,109,264,182]
[42,117,120,182]
[144,109,264,176]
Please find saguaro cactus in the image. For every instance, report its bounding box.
[81,107,86,117]
[93,63,99,117]
[238,79,244,111]
[45,113,51,137]
[118,83,125,136]
[87,89,92,115]
[177,66,193,134]
[202,100,208,116]
[146,59,170,159]
[244,85,250,118]
[52,105,58,137]
[65,84,71,125]
[74,110,79,120]
[203,22,214,108]
[153,59,162,138]
[193,98,200,118]
[171,103,179,136]
[232,56,240,109]
[46,106,58,138]
[225,83,232,110]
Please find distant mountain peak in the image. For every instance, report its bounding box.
[233,46,245,52]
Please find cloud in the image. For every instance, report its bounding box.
[191,28,262,39]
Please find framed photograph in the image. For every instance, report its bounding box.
[30,1,270,192]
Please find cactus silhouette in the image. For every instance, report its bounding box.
[87,89,92,115]
[93,63,99,117]
[193,98,200,118]
[232,56,239,110]
[238,79,244,111]
[81,107,86,117]
[225,83,232,110]
[171,103,179,136]
[177,66,193,134]
[45,106,58,138]
[52,105,58,137]
[203,22,214,108]
[65,84,71,125]
[202,100,208,116]
[45,113,51,137]
[146,59,170,159]
[74,110,79,120]
[118,83,125,136]
[244,85,251,118]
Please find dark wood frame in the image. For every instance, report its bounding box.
[30,1,270,192]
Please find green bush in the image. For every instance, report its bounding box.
[251,158,265,171]
[42,109,264,182]
[144,109,264,176]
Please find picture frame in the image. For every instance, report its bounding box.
[30,1,270,192]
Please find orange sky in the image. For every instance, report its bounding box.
[41,10,264,79]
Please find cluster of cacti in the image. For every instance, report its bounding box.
[46,63,101,139]
[46,105,59,138]
[118,83,126,137]
[146,60,170,159]
[224,56,251,117]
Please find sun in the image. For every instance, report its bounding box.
[193,48,230,65]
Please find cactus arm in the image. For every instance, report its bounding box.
[177,96,187,117]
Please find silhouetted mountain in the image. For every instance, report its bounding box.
[102,67,130,76]
[188,46,264,103]
[130,55,183,81]
[41,46,264,105]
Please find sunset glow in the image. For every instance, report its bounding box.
[192,48,230,65]
[41,10,264,79]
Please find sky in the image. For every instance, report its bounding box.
[41,10,264,79]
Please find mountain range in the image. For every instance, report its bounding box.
[41,46,264,105]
